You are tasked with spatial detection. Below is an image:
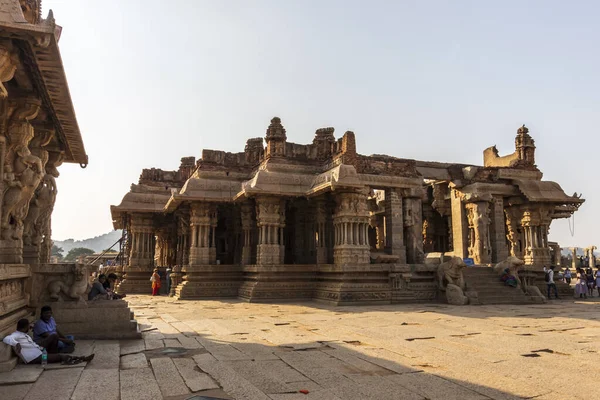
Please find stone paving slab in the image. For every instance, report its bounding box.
[24,367,83,400]
[87,341,120,370]
[150,357,190,397]
[2,383,33,400]
[0,365,42,385]
[120,352,148,369]
[145,338,165,350]
[173,357,219,392]
[194,353,271,400]
[120,339,146,355]
[71,368,119,400]
[120,367,162,400]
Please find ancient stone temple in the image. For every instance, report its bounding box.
[112,117,584,304]
[0,1,137,372]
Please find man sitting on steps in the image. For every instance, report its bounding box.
[33,305,75,353]
[3,319,94,365]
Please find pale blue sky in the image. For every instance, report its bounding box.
[46,0,599,247]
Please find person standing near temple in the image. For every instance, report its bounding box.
[543,265,559,300]
[150,268,161,296]
[165,267,172,295]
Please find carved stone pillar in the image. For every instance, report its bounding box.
[570,247,577,269]
[587,246,596,268]
[450,189,468,259]
[384,188,406,263]
[521,205,552,267]
[489,196,508,263]
[22,127,56,264]
[116,213,155,294]
[333,191,370,265]
[256,196,285,265]
[465,201,491,265]
[38,150,62,264]
[315,198,329,264]
[240,202,254,265]
[175,210,190,267]
[189,202,217,265]
[403,192,424,264]
[0,96,43,263]
[505,206,523,259]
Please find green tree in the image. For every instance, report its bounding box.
[103,248,119,253]
[64,247,95,261]
[51,244,64,260]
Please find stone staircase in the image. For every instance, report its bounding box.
[463,267,537,305]
[51,300,141,340]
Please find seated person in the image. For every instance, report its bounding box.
[89,274,110,300]
[105,273,125,299]
[3,318,93,365]
[33,306,75,354]
[500,267,518,288]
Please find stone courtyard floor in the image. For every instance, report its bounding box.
[2,296,600,400]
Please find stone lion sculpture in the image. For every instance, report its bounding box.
[437,256,469,305]
[47,265,90,301]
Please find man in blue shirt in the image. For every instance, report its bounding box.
[33,305,75,353]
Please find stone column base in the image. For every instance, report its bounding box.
[333,245,370,265]
[257,244,283,265]
[314,264,391,305]
[116,266,154,294]
[22,244,40,265]
[189,247,216,265]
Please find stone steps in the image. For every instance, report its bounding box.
[463,267,535,305]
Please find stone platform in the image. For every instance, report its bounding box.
[2,295,599,400]
[176,263,440,306]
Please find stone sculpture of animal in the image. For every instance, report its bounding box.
[47,265,90,301]
[437,256,467,291]
[437,256,469,305]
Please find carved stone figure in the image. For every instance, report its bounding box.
[437,256,467,291]
[437,256,469,305]
[47,265,90,301]
[466,202,491,264]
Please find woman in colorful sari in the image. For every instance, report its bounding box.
[150,268,161,296]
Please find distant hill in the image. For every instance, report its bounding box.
[53,230,123,254]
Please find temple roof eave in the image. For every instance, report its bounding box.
[1,8,88,165]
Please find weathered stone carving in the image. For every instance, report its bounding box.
[466,201,491,264]
[47,264,90,301]
[0,97,43,263]
[333,191,370,265]
[256,196,285,265]
[437,256,469,305]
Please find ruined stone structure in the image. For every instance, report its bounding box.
[0,1,138,372]
[112,117,584,305]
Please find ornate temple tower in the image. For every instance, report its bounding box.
[515,125,536,167]
[265,117,286,159]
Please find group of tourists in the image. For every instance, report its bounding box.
[571,266,600,299]
[88,273,126,301]
[2,306,94,365]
